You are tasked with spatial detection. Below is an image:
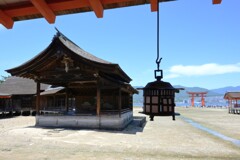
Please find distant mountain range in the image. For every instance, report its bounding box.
[211,86,240,95]
[133,85,240,106]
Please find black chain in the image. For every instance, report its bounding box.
[155,2,162,70]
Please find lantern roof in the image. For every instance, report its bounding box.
[136,80,183,93]
[144,80,175,90]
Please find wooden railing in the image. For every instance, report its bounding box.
[99,108,131,114]
[39,108,132,116]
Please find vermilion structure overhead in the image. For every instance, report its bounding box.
[0,0,222,29]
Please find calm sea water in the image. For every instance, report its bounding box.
[133,102,228,107]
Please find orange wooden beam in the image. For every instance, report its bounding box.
[88,0,104,18]
[0,96,11,98]
[0,10,14,29]
[5,1,83,17]
[30,0,56,24]
[150,0,158,12]
[5,0,131,18]
[212,0,222,4]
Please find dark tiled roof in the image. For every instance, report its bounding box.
[6,31,113,74]
[57,31,112,64]
[224,92,240,100]
[0,93,10,96]
[56,30,131,82]
[6,30,132,83]
[0,76,49,95]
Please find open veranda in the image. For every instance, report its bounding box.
[0,107,239,160]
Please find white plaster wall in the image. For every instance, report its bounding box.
[36,111,133,130]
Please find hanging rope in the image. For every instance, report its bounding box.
[155,2,162,70]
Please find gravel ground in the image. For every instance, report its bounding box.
[176,107,240,140]
[0,107,239,160]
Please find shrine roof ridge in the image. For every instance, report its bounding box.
[6,30,132,83]
[55,28,113,65]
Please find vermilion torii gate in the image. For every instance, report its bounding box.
[187,92,208,107]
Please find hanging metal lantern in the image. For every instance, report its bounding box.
[142,68,179,121]
[139,2,181,121]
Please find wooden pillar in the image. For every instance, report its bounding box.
[172,104,175,121]
[201,94,205,107]
[96,85,101,116]
[191,94,194,107]
[130,94,133,111]
[36,81,40,115]
[118,88,122,117]
[53,95,56,109]
[229,99,231,113]
[65,88,69,112]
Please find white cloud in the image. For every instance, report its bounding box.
[164,73,180,79]
[165,63,240,79]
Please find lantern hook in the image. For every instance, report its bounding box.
[156,57,162,70]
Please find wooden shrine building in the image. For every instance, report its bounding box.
[224,92,240,114]
[6,30,138,130]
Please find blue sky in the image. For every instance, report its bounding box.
[0,0,240,89]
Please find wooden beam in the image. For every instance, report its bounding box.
[1,0,161,29]
[0,10,13,29]
[0,96,11,98]
[88,0,104,18]
[150,0,158,12]
[30,0,56,23]
[5,0,135,19]
[212,0,222,4]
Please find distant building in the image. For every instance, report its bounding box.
[0,76,49,115]
[224,92,240,114]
